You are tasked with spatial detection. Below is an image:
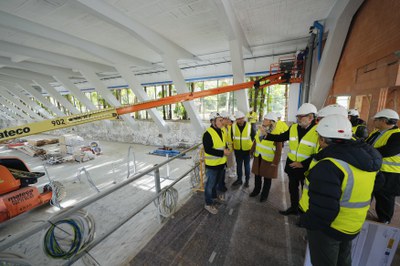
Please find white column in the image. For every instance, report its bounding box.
[229,40,248,113]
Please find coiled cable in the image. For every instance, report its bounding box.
[42,210,96,262]
[157,187,178,217]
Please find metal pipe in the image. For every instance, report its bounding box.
[313,21,324,63]
[0,143,201,252]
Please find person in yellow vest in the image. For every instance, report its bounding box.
[299,115,381,266]
[250,112,283,202]
[246,108,258,132]
[217,111,231,192]
[275,112,289,132]
[225,114,237,178]
[232,111,256,187]
[348,109,368,140]
[202,112,231,214]
[264,103,318,215]
[365,108,400,224]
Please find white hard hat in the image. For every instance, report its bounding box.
[348,109,359,117]
[297,103,317,116]
[229,115,236,121]
[317,104,348,118]
[220,111,229,118]
[317,115,352,139]
[209,112,222,120]
[373,109,399,120]
[235,111,245,119]
[264,112,278,121]
[276,112,282,117]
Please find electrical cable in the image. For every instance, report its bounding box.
[156,187,178,218]
[42,209,96,263]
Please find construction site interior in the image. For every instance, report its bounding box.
[0,0,400,265]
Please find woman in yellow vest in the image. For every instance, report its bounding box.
[299,115,382,266]
[250,112,283,202]
[365,108,400,224]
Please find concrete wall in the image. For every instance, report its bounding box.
[328,0,400,128]
[48,119,206,147]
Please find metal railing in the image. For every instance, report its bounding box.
[0,143,202,265]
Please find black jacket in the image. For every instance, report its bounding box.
[265,120,317,178]
[300,140,382,241]
[202,125,226,170]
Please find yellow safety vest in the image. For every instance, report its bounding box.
[299,158,376,235]
[204,127,227,166]
[288,124,319,162]
[276,120,289,133]
[233,122,253,151]
[246,112,258,123]
[254,126,279,162]
[225,125,233,151]
[370,128,400,173]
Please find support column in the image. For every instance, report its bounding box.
[79,69,137,128]
[34,80,80,114]
[54,75,97,111]
[115,66,168,132]
[229,40,248,113]
[162,55,204,134]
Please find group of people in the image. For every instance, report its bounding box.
[202,103,400,266]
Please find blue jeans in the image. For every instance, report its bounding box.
[217,168,226,191]
[234,151,250,182]
[205,167,224,205]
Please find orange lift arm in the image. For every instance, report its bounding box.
[0,73,299,142]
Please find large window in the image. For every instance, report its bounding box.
[60,76,288,122]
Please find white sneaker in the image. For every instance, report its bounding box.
[204,204,218,214]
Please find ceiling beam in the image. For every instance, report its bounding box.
[0,10,152,68]
[75,0,197,60]
[310,0,365,108]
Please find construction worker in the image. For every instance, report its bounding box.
[316,104,348,122]
[246,108,258,132]
[275,112,289,132]
[348,109,368,140]
[250,112,283,202]
[232,111,256,187]
[264,103,318,215]
[226,114,236,178]
[299,115,382,266]
[202,112,230,214]
[365,108,400,224]
[217,111,230,192]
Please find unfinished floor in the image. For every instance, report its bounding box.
[1,137,399,265]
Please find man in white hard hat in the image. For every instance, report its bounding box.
[348,109,368,140]
[365,108,400,224]
[202,112,231,214]
[299,115,381,266]
[317,104,348,122]
[264,103,319,215]
[231,110,256,187]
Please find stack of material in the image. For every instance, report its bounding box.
[14,145,46,157]
[58,134,84,155]
[27,138,59,147]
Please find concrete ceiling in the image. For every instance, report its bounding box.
[0,0,337,83]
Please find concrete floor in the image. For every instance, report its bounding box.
[1,136,400,265]
[0,135,198,265]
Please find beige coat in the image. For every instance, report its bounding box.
[250,140,282,179]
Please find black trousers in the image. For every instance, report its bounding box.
[307,229,352,266]
[288,174,304,208]
[252,175,272,199]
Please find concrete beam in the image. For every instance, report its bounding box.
[310,0,365,109]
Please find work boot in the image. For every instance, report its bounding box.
[279,207,299,216]
[232,179,243,186]
[259,195,267,202]
[244,181,249,188]
[249,191,259,197]
[204,205,218,214]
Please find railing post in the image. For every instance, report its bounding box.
[154,165,162,223]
